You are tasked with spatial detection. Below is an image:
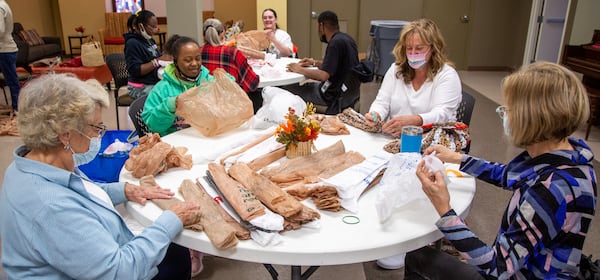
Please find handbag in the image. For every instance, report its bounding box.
[81,36,104,67]
[421,122,470,152]
[352,60,375,83]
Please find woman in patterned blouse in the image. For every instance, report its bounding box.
[408,61,597,279]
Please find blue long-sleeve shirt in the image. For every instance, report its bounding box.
[0,145,183,280]
[439,137,597,279]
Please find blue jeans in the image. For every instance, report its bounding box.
[0,52,20,111]
[128,84,155,99]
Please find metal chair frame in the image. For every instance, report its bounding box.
[105,53,133,130]
[128,94,149,139]
[456,91,476,153]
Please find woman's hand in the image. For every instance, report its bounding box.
[124,182,174,205]
[169,202,201,226]
[364,112,380,126]
[381,115,422,137]
[266,29,276,41]
[422,145,463,164]
[415,160,452,216]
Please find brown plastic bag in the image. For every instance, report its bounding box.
[176,68,253,137]
[224,30,270,59]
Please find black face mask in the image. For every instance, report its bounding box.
[320,34,328,43]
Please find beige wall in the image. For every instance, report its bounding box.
[214,0,257,31]
[257,0,287,31]
[466,0,531,70]
[6,0,599,70]
[570,0,600,45]
[7,0,58,36]
[57,0,105,52]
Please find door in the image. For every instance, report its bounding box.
[309,0,360,59]
[423,0,472,70]
[525,0,570,63]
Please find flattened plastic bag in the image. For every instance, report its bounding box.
[176,68,254,137]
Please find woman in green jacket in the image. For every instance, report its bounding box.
[142,35,214,136]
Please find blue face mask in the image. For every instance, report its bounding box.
[71,136,101,166]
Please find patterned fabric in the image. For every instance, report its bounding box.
[337,107,381,133]
[19,29,44,46]
[438,137,597,279]
[200,44,259,93]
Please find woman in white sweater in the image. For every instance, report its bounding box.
[365,18,461,137]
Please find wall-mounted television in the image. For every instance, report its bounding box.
[113,0,144,13]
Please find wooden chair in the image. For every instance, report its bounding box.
[98,12,131,55]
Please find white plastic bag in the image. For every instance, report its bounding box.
[248,86,307,129]
[322,151,392,213]
[375,153,426,223]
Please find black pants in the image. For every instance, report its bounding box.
[248,90,264,114]
[404,246,485,280]
[153,243,191,280]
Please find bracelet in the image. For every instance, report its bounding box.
[312,60,316,67]
[151,58,159,68]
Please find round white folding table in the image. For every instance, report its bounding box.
[255,57,313,88]
[120,125,476,279]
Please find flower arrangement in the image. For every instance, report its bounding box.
[275,103,321,149]
[74,25,86,34]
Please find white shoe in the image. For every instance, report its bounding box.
[190,249,204,277]
[376,253,406,270]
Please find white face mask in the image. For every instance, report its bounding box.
[71,135,101,166]
[407,51,428,69]
[139,24,152,40]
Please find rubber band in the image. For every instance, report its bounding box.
[445,169,463,177]
[342,215,360,224]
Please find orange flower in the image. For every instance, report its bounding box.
[275,103,321,148]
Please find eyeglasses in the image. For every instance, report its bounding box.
[88,124,107,138]
[496,105,509,119]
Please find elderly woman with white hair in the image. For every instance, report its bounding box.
[0,73,201,280]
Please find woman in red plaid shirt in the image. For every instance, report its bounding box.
[200,18,260,93]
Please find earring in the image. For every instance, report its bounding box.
[64,142,71,150]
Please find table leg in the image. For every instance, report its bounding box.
[263,264,279,280]
[263,264,320,280]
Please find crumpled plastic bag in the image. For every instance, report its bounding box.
[103,139,133,155]
[124,133,192,178]
[423,151,450,185]
[248,86,307,129]
[322,150,392,213]
[176,68,254,137]
[225,30,271,59]
[375,152,425,223]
